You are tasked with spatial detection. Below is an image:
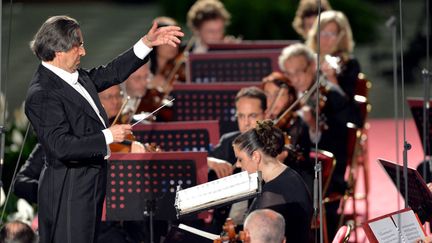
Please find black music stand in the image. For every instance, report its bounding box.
[170,83,259,134]
[105,152,208,241]
[378,158,432,223]
[186,50,281,83]
[207,40,298,51]
[132,120,219,152]
[407,97,432,155]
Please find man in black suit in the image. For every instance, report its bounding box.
[24,15,182,243]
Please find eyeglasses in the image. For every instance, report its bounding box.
[283,66,309,79]
[320,31,338,38]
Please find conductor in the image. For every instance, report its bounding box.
[24,15,183,243]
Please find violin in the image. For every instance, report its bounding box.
[134,37,195,121]
[109,95,162,153]
[214,218,247,243]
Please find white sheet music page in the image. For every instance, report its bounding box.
[392,210,426,242]
[368,217,405,243]
[176,171,257,212]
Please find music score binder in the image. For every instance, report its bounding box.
[175,171,262,217]
[377,158,432,223]
[362,208,426,243]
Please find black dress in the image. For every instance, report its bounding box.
[252,167,313,243]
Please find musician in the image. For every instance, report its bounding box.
[292,0,332,40]
[306,10,361,101]
[24,15,182,243]
[278,43,363,240]
[262,73,314,192]
[207,86,266,230]
[187,0,231,53]
[148,16,183,87]
[233,120,312,243]
[243,209,286,243]
[121,63,151,120]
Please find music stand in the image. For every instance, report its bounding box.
[407,97,432,155]
[186,50,281,83]
[132,120,219,152]
[170,83,259,134]
[207,40,298,51]
[377,158,432,223]
[106,152,207,241]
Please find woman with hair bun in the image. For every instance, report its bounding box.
[233,120,313,243]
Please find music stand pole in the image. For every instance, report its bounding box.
[143,198,156,243]
[422,69,432,178]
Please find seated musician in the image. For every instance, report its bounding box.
[278,43,361,239]
[233,120,312,243]
[120,63,151,121]
[243,209,286,243]
[187,0,232,53]
[306,10,361,101]
[262,72,314,192]
[148,16,184,88]
[292,0,332,40]
[207,86,266,230]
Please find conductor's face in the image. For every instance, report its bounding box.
[57,29,86,73]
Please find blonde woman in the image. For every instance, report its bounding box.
[306,10,361,100]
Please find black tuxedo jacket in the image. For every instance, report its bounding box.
[25,48,147,243]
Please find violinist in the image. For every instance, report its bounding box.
[279,43,359,240]
[233,120,312,243]
[120,63,151,122]
[148,16,184,87]
[262,72,314,193]
[187,0,232,53]
[306,10,361,101]
[98,85,146,153]
[292,0,333,41]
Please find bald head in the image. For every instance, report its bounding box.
[244,209,286,243]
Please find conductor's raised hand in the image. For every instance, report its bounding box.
[109,124,132,143]
[142,21,184,48]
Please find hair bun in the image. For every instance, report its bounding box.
[255,120,284,157]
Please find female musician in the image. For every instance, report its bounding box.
[262,72,314,192]
[292,0,332,40]
[233,120,313,243]
[148,16,183,87]
[306,10,361,100]
[187,0,231,53]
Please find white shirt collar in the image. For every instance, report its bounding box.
[42,61,79,85]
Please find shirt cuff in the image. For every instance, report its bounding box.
[133,39,153,59]
[102,129,112,160]
[102,129,113,145]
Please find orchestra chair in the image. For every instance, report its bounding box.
[310,149,336,243]
[331,223,353,243]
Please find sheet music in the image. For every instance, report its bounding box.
[368,217,405,243]
[175,171,260,215]
[392,210,426,242]
[178,224,219,240]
